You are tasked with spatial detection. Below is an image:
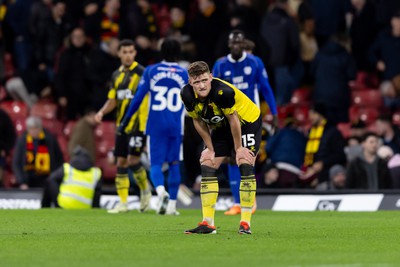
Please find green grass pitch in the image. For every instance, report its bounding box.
[1,209,399,267]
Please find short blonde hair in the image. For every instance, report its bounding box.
[187,61,210,78]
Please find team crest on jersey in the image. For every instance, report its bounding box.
[218,90,223,95]
[244,66,252,75]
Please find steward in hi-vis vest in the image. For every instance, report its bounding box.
[41,147,102,209]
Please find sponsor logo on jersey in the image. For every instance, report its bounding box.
[244,66,252,75]
[117,89,133,100]
[202,115,224,124]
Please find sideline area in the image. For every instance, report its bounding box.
[1,189,400,211]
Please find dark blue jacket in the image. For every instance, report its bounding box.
[266,127,307,168]
[311,40,356,108]
[369,29,400,80]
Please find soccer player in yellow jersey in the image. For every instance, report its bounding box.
[95,39,151,213]
[181,61,261,234]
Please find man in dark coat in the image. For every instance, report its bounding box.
[0,108,16,186]
[346,132,392,190]
[12,116,63,189]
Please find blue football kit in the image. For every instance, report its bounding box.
[122,61,189,201]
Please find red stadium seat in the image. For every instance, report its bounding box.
[42,119,64,136]
[355,71,380,88]
[337,123,352,139]
[351,90,383,108]
[293,105,310,125]
[0,101,29,122]
[3,170,17,188]
[95,121,116,141]
[290,88,311,106]
[0,85,7,101]
[14,118,26,136]
[96,139,115,157]
[392,110,400,126]
[349,71,380,91]
[96,157,116,180]
[277,104,295,120]
[4,53,16,79]
[349,106,379,125]
[63,120,77,140]
[30,100,58,120]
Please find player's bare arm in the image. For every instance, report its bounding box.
[95,99,117,123]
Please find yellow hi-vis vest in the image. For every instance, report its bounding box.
[58,163,102,209]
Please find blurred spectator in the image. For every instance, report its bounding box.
[304,0,351,48]
[311,34,356,124]
[375,114,400,154]
[298,11,318,85]
[262,111,307,188]
[5,77,36,107]
[214,0,261,58]
[375,0,400,28]
[83,0,121,43]
[12,116,63,190]
[5,0,36,72]
[190,0,229,67]
[377,145,394,161]
[165,5,195,64]
[260,0,300,105]
[300,104,347,189]
[0,107,16,186]
[41,146,102,209]
[346,132,392,189]
[369,11,400,82]
[0,0,7,80]
[348,0,378,71]
[388,153,400,188]
[379,76,400,109]
[127,0,160,66]
[329,164,346,190]
[67,108,98,162]
[29,0,72,98]
[86,37,120,113]
[344,120,367,162]
[55,27,92,120]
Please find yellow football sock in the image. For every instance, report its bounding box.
[115,174,130,204]
[132,166,149,191]
[239,176,256,224]
[200,177,219,226]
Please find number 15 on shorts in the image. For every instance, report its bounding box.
[241,134,255,147]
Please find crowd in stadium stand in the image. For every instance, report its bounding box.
[1,0,400,192]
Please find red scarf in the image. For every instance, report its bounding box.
[24,131,50,175]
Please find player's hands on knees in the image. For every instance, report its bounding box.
[236,147,255,165]
[200,148,215,166]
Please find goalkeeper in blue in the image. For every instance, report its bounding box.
[118,39,189,215]
[212,30,278,215]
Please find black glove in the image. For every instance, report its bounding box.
[271,115,279,134]
[117,121,126,135]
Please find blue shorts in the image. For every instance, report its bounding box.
[147,135,182,165]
